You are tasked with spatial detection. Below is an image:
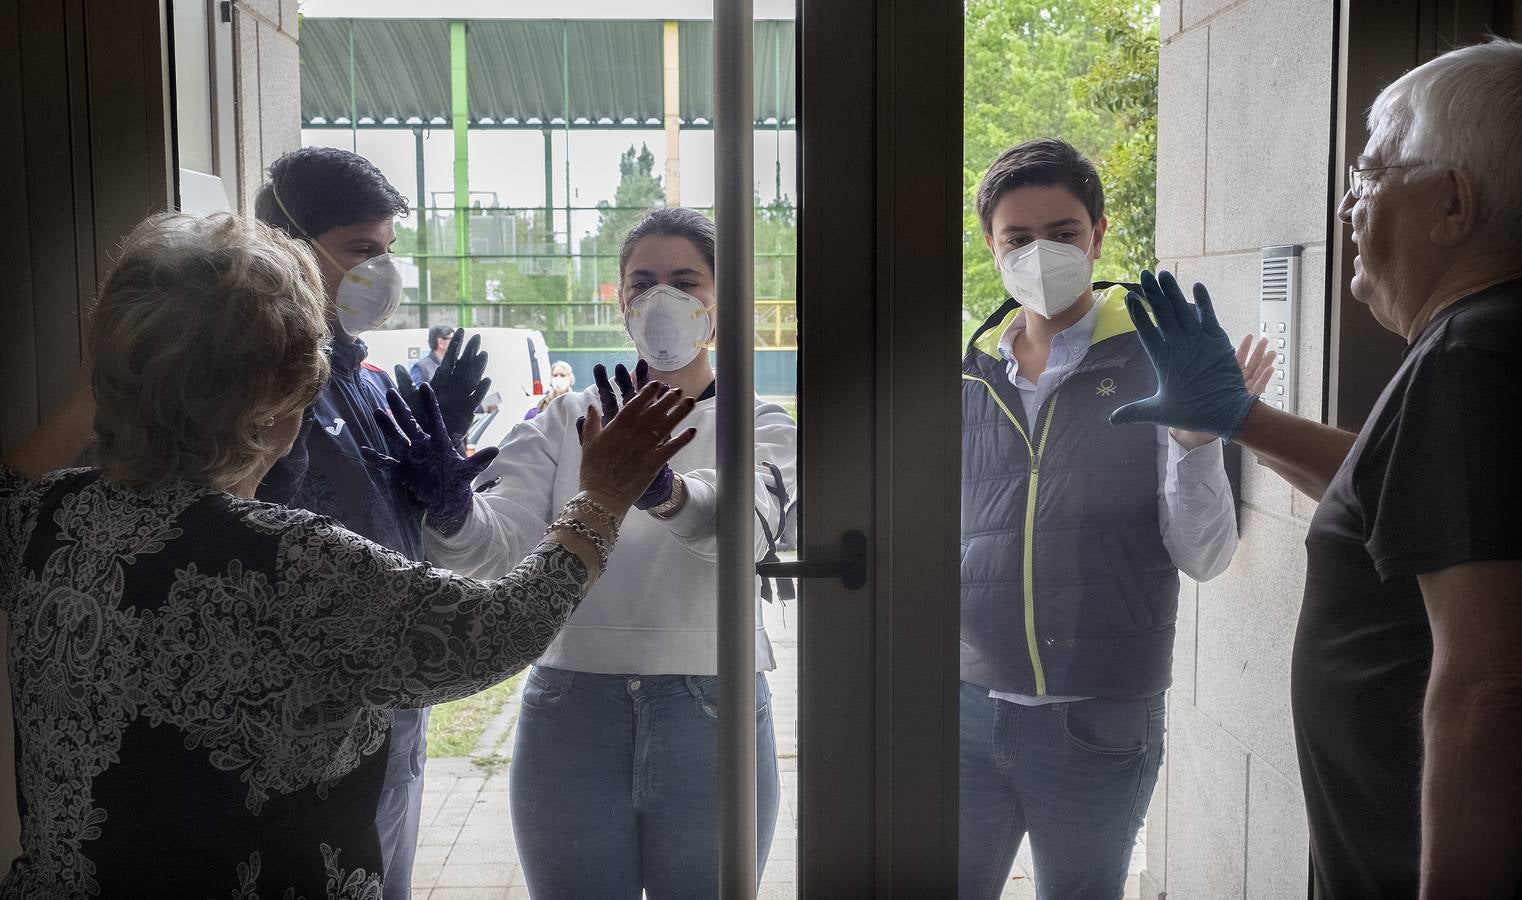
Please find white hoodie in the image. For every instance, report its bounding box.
[423,384,797,676]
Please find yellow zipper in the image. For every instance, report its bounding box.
[962,372,1057,694]
[1023,397,1059,695]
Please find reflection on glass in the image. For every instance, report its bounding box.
[171,0,214,173]
[294,11,802,894]
[959,4,1164,898]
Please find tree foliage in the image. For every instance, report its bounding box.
[579,143,799,303]
[395,210,567,316]
[963,0,1159,328]
[577,143,666,300]
[755,194,798,301]
[586,143,667,273]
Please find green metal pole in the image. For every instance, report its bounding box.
[542,127,554,247]
[414,126,429,326]
[348,20,358,153]
[451,19,472,326]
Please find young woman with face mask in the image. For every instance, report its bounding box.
[407,207,796,897]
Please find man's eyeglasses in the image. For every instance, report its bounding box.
[1347,161,1425,198]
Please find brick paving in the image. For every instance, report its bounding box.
[411,600,1139,899]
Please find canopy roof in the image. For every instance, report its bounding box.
[300,18,796,128]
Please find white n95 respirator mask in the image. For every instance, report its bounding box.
[334,253,405,335]
[624,285,715,371]
[267,182,404,336]
[998,238,1094,319]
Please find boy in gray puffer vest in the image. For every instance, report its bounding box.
[960,138,1250,899]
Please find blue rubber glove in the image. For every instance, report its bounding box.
[392,328,492,443]
[1109,270,1259,442]
[361,382,499,537]
[577,360,676,510]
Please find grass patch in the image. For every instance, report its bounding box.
[471,753,513,778]
[426,673,524,758]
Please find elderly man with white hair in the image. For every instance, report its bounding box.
[1108,39,1522,898]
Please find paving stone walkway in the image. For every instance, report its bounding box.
[410,601,1138,899]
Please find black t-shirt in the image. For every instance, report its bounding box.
[1293,279,1522,898]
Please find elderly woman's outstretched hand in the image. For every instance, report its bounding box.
[582,361,681,510]
[361,383,498,537]
[576,380,698,514]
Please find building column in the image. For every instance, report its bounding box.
[663,20,681,206]
[450,19,471,325]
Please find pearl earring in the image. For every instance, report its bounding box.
[262,416,276,428]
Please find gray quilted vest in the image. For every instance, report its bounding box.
[961,284,1179,698]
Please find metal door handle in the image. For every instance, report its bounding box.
[756,530,867,590]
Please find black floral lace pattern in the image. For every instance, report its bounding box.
[0,466,587,897]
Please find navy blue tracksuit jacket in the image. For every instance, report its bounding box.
[258,337,429,793]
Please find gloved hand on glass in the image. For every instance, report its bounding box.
[392,328,492,444]
[1109,270,1260,442]
[361,382,499,537]
[576,361,678,511]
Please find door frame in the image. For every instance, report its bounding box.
[796,0,962,894]
[1327,0,1520,430]
[0,0,175,861]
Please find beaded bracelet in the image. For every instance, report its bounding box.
[546,517,610,573]
[562,494,620,542]
[648,473,687,519]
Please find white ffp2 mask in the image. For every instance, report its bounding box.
[624,285,714,371]
[998,238,1094,318]
[335,253,404,335]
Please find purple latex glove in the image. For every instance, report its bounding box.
[635,466,676,510]
[361,382,499,536]
[578,360,675,510]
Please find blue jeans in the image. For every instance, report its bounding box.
[378,707,429,900]
[510,666,781,899]
[958,683,1165,900]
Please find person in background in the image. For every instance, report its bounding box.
[410,324,456,386]
[1109,39,1522,898]
[526,360,576,420]
[252,146,487,900]
[0,211,693,896]
[959,138,1270,899]
[388,207,795,898]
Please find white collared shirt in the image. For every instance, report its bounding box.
[989,300,1237,705]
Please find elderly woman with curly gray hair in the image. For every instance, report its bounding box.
[0,212,696,897]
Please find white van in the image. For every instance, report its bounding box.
[359,326,553,449]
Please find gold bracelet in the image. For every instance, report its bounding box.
[546,518,610,572]
[649,473,686,519]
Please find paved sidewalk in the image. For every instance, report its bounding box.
[410,601,1137,899]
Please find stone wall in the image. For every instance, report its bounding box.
[233,0,302,213]
[1144,1,1333,896]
